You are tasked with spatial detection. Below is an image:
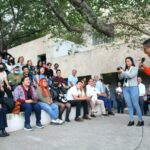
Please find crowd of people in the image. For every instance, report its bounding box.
[0,51,116,137]
[0,38,150,138]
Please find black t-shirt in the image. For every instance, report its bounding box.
[45,68,54,78]
[26,88,32,99]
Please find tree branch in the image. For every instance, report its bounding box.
[69,0,114,37]
[112,22,150,36]
[46,0,83,33]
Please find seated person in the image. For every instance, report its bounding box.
[50,80,71,122]
[35,67,47,85]
[13,76,43,131]
[86,79,107,117]
[22,66,36,87]
[8,65,23,90]
[36,78,63,124]
[94,75,114,115]
[53,69,68,89]
[66,81,90,121]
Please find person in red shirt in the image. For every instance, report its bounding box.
[140,39,150,75]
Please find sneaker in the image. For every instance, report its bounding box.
[36,123,44,129]
[24,124,33,131]
[56,119,64,124]
[136,120,144,127]
[51,119,63,125]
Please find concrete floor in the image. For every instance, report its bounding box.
[0,114,150,150]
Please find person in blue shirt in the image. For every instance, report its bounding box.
[68,69,78,87]
[94,75,114,115]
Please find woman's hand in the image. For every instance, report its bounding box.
[7,85,11,90]
[25,99,34,103]
[139,63,145,70]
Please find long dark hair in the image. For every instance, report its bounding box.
[125,57,135,70]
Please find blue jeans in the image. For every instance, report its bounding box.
[38,102,58,120]
[21,103,41,126]
[123,86,142,121]
[98,96,112,111]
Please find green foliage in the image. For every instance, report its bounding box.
[0,0,149,50]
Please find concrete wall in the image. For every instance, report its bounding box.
[50,44,149,77]
[8,35,150,78]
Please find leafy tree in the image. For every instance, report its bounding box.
[0,0,149,51]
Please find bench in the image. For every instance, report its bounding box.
[6,106,102,132]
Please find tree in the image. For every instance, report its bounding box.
[0,0,149,51]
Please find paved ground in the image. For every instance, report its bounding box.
[1,114,150,150]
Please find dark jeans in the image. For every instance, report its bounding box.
[139,96,144,115]
[68,100,89,118]
[116,99,124,113]
[144,101,150,115]
[21,103,41,126]
[4,86,13,98]
[0,108,7,129]
[98,96,112,111]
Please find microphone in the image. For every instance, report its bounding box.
[141,57,145,64]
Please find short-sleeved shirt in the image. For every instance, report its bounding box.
[67,86,81,100]
[67,75,78,87]
[86,85,100,101]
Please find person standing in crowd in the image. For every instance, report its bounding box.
[36,78,63,124]
[0,55,6,70]
[67,81,90,121]
[35,67,47,85]
[54,63,59,75]
[144,83,150,115]
[137,77,146,115]
[0,82,11,137]
[68,69,78,87]
[26,60,35,76]
[53,69,67,90]
[36,60,43,74]
[118,57,143,126]
[17,56,25,73]
[1,49,12,61]
[0,100,9,137]
[45,62,54,86]
[5,56,15,73]
[13,76,44,131]
[115,82,124,114]
[22,66,35,86]
[0,64,13,98]
[7,65,23,90]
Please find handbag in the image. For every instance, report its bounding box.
[59,95,68,103]
[12,101,21,114]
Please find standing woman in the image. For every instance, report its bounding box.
[118,57,144,126]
